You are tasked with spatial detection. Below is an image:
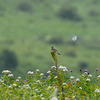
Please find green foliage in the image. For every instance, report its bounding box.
[57,7,82,21]
[0,67,100,99]
[0,49,18,71]
[17,2,33,13]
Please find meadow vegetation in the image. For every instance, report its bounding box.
[0,67,100,99]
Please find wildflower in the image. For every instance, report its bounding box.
[51,66,56,69]
[18,76,21,79]
[24,80,27,82]
[23,84,31,89]
[48,75,51,79]
[40,94,43,97]
[80,69,82,72]
[13,84,17,87]
[96,68,99,71]
[70,76,74,79]
[72,96,75,99]
[2,70,11,74]
[63,68,68,71]
[54,76,58,78]
[40,73,44,76]
[86,78,90,81]
[47,71,51,74]
[79,87,82,89]
[35,89,38,91]
[70,69,73,72]
[88,74,92,78]
[8,85,12,88]
[16,79,19,82]
[76,78,79,82]
[36,69,40,72]
[27,71,34,75]
[0,80,4,83]
[84,69,88,72]
[36,80,40,83]
[84,72,88,75]
[97,75,100,78]
[8,74,13,77]
[48,86,51,89]
[72,35,77,41]
[94,89,100,93]
[63,83,66,85]
[0,79,3,83]
[87,72,90,75]
[58,65,68,72]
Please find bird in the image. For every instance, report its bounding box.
[50,46,60,65]
[51,46,60,55]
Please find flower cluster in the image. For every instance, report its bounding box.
[58,65,68,71]
[0,68,100,100]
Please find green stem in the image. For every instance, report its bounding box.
[55,61,65,100]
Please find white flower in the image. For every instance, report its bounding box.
[8,85,12,88]
[40,73,44,76]
[27,71,34,75]
[88,74,92,78]
[79,87,82,89]
[16,79,19,82]
[2,70,11,74]
[94,89,100,93]
[47,71,51,74]
[51,66,56,69]
[54,76,58,79]
[48,75,51,79]
[58,65,68,72]
[97,75,100,78]
[63,68,68,72]
[72,35,77,41]
[48,86,51,89]
[70,76,74,79]
[0,79,4,83]
[0,79,3,82]
[23,84,31,89]
[72,96,75,99]
[84,72,88,74]
[63,83,66,85]
[40,94,43,97]
[13,84,17,87]
[36,69,39,72]
[36,80,40,83]
[8,74,13,77]
[86,78,90,81]
[35,89,38,91]
[18,76,21,79]
[76,78,79,82]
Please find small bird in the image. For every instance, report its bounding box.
[50,46,60,65]
[51,46,60,55]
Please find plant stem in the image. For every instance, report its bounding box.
[55,62,65,100]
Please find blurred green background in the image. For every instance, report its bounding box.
[0,0,100,79]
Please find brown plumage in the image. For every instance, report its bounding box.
[51,46,60,55]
